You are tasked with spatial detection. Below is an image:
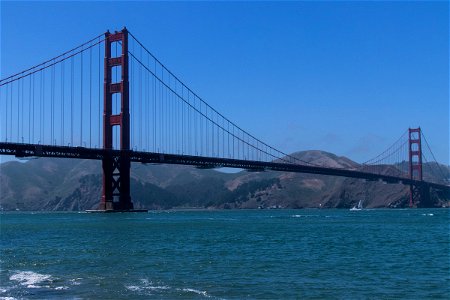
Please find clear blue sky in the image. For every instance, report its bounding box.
[1,1,449,164]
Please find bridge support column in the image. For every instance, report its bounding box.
[411,183,431,208]
[99,28,134,211]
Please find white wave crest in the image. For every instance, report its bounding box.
[69,278,82,286]
[179,288,211,298]
[125,279,170,293]
[126,279,220,299]
[10,271,52,289]
[125,285,142,292]
[291,214,319,218]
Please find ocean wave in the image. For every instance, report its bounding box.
[9,271,52,289]
[125,279,222,299]
[179,287,211,297]
[125,279,170,293]
[8,271,70,292]
[125,285,142,292]
[69,278,82,286]
[291,214,320,218]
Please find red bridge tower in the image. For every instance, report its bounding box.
[408,127,428,207]
[99,28,134,211]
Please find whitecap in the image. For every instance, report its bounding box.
[179,288,211,298]
[126,279,170,293]
[141,279,169,290]
[291,214,319,218]
[10,271,52,288]
[26,285,40,289]
[54,286,69,290]
[69,278,82,286]
[148,285,170,291]
[125,285,143,292]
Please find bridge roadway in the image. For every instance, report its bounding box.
[1,142,449,194]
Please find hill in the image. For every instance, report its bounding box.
[0,151,448,211]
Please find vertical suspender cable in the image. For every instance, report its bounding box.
[187,91,190,154]
[32,74,35,143]
[11,83,13,141]
[160,65,163,152]
[71,57,74,146]
[147,51,150,151]
[247,135,250,160]
[195,95,198,155]
[89,46,92,147]
[98,37,101,148]
[139,46,143,150]
[181,82,184,154]
[222,117,225,158]
[39,71,42,143]
[217,113,219,157]
[233,125,235,159]
[81,50,84,146]
[175,80,178,153]
[227,120,230,158]
[28,75,31,143]
[153,60,156,152]
[41,71,44,143]
[200,101,203,155]
[51,63,55,144]
[163,69,166,152]
[206,106,208,156]
[167,75,171,152]
[5,83,8,141]
[21,78,24,142]
[172,77,175,153]
[61,61,65,145]
[17,80,20,142]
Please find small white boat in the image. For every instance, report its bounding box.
[350,200,363,211]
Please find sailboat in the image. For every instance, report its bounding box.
[350,200,363,211]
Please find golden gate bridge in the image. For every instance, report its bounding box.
[0,28,448,211]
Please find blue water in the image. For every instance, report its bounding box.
[0,209,449,299]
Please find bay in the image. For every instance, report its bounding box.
[0,209,449,299]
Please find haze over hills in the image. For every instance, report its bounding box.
[0,150,448,211]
